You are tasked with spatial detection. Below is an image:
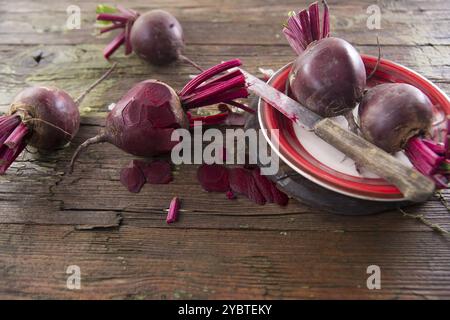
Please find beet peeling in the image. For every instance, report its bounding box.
[0,64,116,174]
[69,59,250,172]
[283,1,366,131]
[97,5,202,70]
[197,164,289,206]
[119,159,173,192]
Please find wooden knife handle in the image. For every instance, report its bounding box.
[313,118,435,202]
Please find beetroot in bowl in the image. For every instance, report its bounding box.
[258,55,450,201]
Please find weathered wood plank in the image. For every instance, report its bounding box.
[0,224,449,299]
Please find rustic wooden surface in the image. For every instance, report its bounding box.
[1,0,450,299]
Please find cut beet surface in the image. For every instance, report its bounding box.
[120,160,146,193]
[197,164,229,192]
[137,159,173,184]
[229,167,266,205]
[252,167,274,203]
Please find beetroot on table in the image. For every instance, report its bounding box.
[283,1,366,130]
[69,59,250,172]
[138,160,173,184]
[120,160,146,193]
[96,5,201,70]
[197,164,229,192]
[0,64,116,174]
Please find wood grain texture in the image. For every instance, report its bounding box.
[0,0,450,299]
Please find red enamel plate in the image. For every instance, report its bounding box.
[258,55,450,201]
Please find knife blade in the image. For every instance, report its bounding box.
[239,68,435,202]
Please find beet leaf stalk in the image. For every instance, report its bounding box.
[406,135,448,189]
[96,4,202,71]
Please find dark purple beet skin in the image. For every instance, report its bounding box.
[289,37,366,117]
[104,80,187,157]
[358,83,433,153]
[130,10,184,66]
[283,1,367,126]
[9,86,79,150]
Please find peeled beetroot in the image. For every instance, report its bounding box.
[97,5,201,70]
[197,164,229,192]
[0,64,115,174]
[69,59,250,173]
[196,164,289,206]
[138,160,173,184]
[120,160,146,193]
[283,1,366,129]
[229,167,266,205]
[358,83,433,153]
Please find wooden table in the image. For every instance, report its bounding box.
[0,0,449,299]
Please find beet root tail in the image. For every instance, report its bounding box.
[74,62,117,106]
[68,133,107,174]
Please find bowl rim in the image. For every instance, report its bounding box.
[258,54,450,202]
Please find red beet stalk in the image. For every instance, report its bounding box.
[0,115,29,174]
[166,197,180,224]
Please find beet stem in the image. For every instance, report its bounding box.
[103,31,126,60]
[226,100,256,114]
[74,62,117,106]
[322,0,330,38]
[299,9,313,44]
[308,2,321,41]
[68,134,108,174]
[406,137,444,167]
[100,22,126,34]
[180,59,242,96]
[0,142,26,175]
[166,197,180,224]
[4,122,28,149]
[96,13,129,23]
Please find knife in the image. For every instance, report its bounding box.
[240,68,435,202]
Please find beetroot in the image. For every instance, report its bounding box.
[358,83,449,188]
[69,59,250,172]
[197,164,229,192]
[358,83,433,153]
[120,160,146,193]
[138,160,173,184]
[0,64,115,174]
[97,5,201,70]
[283,1,366,129]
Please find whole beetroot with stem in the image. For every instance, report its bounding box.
[283,0,366,131]
[96,4,202,70]
[69,59,253,172]
[0,64,116,174]
[357,83,449,188]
